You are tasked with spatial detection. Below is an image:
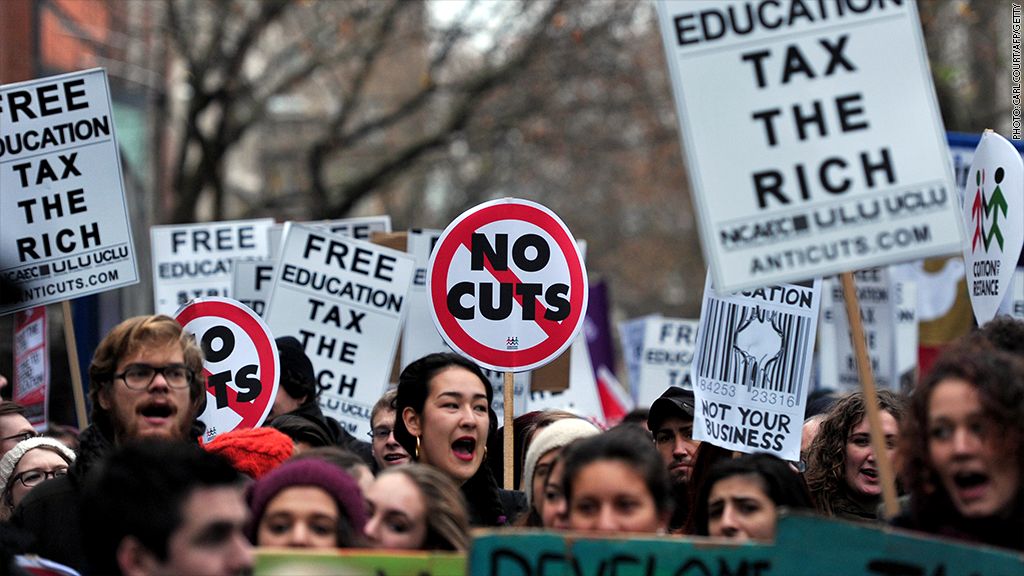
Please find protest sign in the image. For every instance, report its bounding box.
[401,229,447,368]
[263,223,415,437]
[655,1,961,293]
[636,317,699,407]
[1014,268,1024,319]
[13,306,48,427]
[267,215,392,257]
[1,68,139,315]
[469,513,1024,576]
[255,549,465,576]
[618,315,653,404]
[231,259,275,317]
[819,269,917,393]
[691,274,821,461]
[961,131,1024,326]
[175,298,279,442]
[151,218,274,316]
[526,336,605,424]
[428,198,588,373]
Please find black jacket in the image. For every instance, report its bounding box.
[461,460,528,526]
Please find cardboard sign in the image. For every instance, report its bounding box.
[655,1,961,293]
[401,229,448,368]
[1,68,139,314]
[175,298,280,442]
[691,274,821,461]
[13,306,48,427]
[469,513,1024,576]
[263,223,415,437]
[428,199,588,372]
[636,317,699,407]
[151,218,274,316]
[962,131,1024,325]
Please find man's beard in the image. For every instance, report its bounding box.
[108,398,196,444]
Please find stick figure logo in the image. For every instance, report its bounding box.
[971,167,1009,254]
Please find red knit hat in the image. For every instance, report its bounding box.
[203,427,293,479]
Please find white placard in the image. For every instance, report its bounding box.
[655,1,961,292]
[526,336,605,424]
[401,229,448,368]
[151,218,274,316]
[268,216,392,258]
[618,315,653,404]
[636,317,699,408]
[1,69,139,314]
[961,131,1024,326]
[691,274,822,461]
[231,259,275,317]
[263,222,415,437]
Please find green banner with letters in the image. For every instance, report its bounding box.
[255,548,465,576]
[469,513,1024,576]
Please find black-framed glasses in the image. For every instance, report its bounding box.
[14,467,68,488]
[2,431,37,445]
[114,364,193,390]
[367,427,393,441]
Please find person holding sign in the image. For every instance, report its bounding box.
[12,315,207,573]
[893,347,1024,552]
[561,426,674,534]
[692,453,814,542]
[392,353,526,526]
[804,390,904,521]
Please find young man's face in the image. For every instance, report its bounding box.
[99,341,197,443]
[0,413,37,458]
[654,415,700,485]
[136,485,253,576]
[370,408,410,470]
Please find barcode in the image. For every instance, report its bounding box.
[696,301,811,396]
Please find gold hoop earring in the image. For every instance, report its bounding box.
[484,447,488,460]
[415,436,421,459]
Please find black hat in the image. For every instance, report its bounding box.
[275,336,317,396]
[647,387,695,432]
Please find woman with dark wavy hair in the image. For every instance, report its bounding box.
[804,389,904,520]
[892,347,1024,551]
[392,352,525,526]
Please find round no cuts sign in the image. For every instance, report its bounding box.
[175,297,280,443]
[428,199,588,372]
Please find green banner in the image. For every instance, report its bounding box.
[469,513,1024,576]
[254,548,465,576]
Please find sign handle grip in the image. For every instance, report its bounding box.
[61,301,89,429]
[504,371,514,490]
[840,272,899,519]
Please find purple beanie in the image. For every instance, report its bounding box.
[245,458,367,541]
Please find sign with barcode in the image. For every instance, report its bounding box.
[691,273,822,461]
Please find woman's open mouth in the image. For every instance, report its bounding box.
[953,471,990,502]
[452,437,477,461]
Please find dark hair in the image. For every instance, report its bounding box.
[88,316,206,438]
[265,414,333,448]
[290,446,370,481]
[693,452,815,535]
[900,347,1024,522]
[804,389,904,517]
[276,336,319,403]
[959,317,1024,358]
[392,353,495,459]
[81,440,243,576]
[562,427,674,518]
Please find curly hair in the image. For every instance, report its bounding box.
[88,315,206,438]
[804,389,904,518]
[899,347,1024,518]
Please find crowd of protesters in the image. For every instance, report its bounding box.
[0,313,1021,575]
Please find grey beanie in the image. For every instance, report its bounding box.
[0,437,76,491]
[522,418,600,506]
